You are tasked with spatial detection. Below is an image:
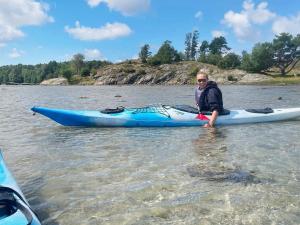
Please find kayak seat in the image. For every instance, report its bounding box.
[100,107,125,114]
[246,107,274,114]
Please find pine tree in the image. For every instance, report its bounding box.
[184,32,192,60]
[191,30,199,60]
[139,44,151,63]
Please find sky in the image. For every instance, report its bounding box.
[0,0,299,66]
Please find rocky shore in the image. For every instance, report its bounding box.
[41,61,276,85]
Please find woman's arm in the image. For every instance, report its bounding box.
[203,110,218,128]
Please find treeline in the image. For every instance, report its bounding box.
[1,32,299,85]
[139,32,300,75]
[0,54,111,84]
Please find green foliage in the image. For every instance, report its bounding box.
[273,33,300,75]
[72,53,85,75]
[227,75,238,81]
[218,53,241,69]
[251,42,274,72]
[191,30,199,60]
[241,42,274,73]
[206,53,222,66]
[81,67,90,77]
[189,66,199,77]
[0,58,110,84]
[199,41,209,55]
[184,32,192,60]
[139,44,151,63]
[184,30,199,60]
[62,69,73,80]
[209,36,230,55]
[240,51,255,72]
[120,65,136,73]
[147,56,162,66]
[198,52,207,63]
[148,40,181,66]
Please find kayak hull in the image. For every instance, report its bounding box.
[0,151,41,225]
[31,105,300,127]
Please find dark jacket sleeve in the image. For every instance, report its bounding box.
[206,88,222,112]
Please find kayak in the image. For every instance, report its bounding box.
[31,104,300,127]
[0,151,41,225]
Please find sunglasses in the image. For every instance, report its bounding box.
[197,79,207,83]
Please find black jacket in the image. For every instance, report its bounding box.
[198,81,224,113]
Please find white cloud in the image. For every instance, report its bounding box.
[195,11,203,20]
[0,0,53,43]
[272,12,300,36]
[212,30,226,38]
[86,0,150,16]
[0,43,6,48]
[9,48,24,58]
[87,0,102,7]
[222,0,276,41]
[65,21,132,41]
[243,1,275,24]
[84,48,104,60]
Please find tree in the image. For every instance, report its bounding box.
[199,40,209,55]
[149,40,181,65]
[139,44,151,63]
[218,53,241,69]
[240,51,254,72]
[81,67,90,77]
[251,42,274,72]
[43,61,58,80]
[209,36,230,55]
[206,53,222,66]
[273,33,300,75]
[184,32,192,60]
[240,42,274,73]
[191,30,199,60]
[62,69,72,81]
[72,53,85,75]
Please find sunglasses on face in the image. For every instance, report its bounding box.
[197,79,207,83]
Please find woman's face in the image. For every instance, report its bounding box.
[197,73,208,89]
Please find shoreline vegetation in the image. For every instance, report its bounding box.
[1,32,299,86]
[1,60,300,86]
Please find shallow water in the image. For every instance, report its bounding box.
[0,85,300,225]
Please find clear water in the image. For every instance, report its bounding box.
[0,85,299,225]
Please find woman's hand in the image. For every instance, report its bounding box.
[203,123,213,128]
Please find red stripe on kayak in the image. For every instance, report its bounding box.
[196,114,209,120]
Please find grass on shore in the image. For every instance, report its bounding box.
[261,74,300,85]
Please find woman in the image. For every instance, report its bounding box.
[195,71,224,128]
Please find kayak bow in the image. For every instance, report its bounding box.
[0,151,41,225]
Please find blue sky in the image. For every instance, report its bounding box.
[0,0,299,66]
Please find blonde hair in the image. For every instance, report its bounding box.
[196,69,209,79]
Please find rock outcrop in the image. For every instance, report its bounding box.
[92,61,274,85]
[38,61,275,85]
[40,77,68,85]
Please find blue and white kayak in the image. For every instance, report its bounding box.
[31,105,300,127]
[0,151,41,225]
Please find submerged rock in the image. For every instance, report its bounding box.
[187,166,262,185]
